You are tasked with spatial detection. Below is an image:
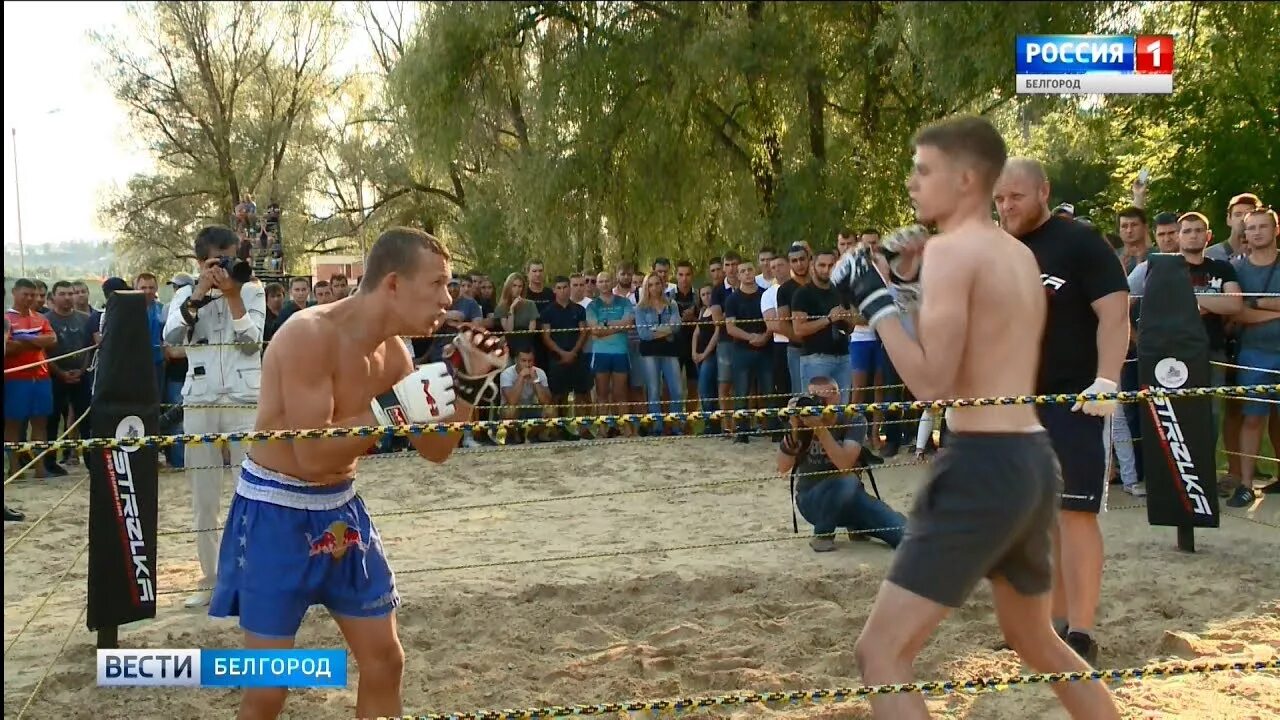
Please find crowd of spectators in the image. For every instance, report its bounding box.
[4,181,1278,532]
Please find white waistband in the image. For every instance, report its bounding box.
[237,457,356,511]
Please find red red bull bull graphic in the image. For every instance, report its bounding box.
[306,520,366,560]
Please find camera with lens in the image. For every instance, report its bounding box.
[217,256,254,284]
[794,393,824,409]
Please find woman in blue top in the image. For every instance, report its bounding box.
[634,273,684,434]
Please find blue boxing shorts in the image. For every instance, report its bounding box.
[209,457,400,639]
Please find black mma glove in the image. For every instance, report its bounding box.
[445,325,507,407]
[830,248,899,330]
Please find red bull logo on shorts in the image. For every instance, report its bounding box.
[306,520,366,560]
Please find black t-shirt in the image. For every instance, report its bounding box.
[1186,257,1239,352]
[264,309,282,343]
[692,308,716,357]
[790,283,850,357]
[724,290,767,352]
[477,297,495,319]
[165,354,189,382]
[1020,216,1131,394]
[672,289,697,361]
[776,278,802,348]
[540,300,586,353]
[710,283,733,312]
[526,286,555,314]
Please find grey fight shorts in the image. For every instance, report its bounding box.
[887,430,1060,608]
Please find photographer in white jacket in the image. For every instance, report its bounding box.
[163,226,266,608]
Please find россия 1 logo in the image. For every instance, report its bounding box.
[1015,35,1174,95]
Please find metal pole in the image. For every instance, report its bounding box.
[11,127,26,277]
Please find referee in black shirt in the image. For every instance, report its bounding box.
[994,158,1130,665]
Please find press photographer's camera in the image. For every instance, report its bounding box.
[217,256,254,284]
[794,393,824,409]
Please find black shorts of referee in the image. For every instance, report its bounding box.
[1038,404,1111,513]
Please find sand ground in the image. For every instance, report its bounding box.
[4,435,1279,719]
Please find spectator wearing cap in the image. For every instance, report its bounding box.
[1053,202,1076,219]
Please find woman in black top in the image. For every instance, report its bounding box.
[723,261,774,442]
[691,285,721,414]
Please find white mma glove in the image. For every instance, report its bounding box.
[1072,377,1118,417]
[880,225,929,280]
[371,362,457,427]
[880,225,928,314]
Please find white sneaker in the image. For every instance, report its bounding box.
[461,436,479,449]
[1123,483,1147,497]
[183,590,212,608]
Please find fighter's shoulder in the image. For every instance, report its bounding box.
[921,231,981,266]
[268,311,338,353]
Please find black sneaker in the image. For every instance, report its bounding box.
[881,442,899,458]
[1065,631,1099,666]
[1226,486,1257,508]
[43,461,69,477]
[1262,481,1280,495]
[4,506,24,522]
[735,434,750,444]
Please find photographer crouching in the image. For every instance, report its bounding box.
[162,225,266,608]
[778,376,906,552]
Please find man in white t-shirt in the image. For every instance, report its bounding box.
[499,348,552,444]
[755,247,777,290]
[760,255,793,438]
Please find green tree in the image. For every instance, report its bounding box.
[391,1,1110,277]
[95,1,345,276]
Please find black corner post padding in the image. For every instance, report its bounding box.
[1137,254,1220,552]
[86,291,161,647]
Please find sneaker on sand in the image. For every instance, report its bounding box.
[1225,486,1256,508]
[184,590,212,609]
[1261,481,1280,495]
[1123,483,1147,498]
[4,506,25,522]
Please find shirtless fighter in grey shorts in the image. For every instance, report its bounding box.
[832,115,1119,719]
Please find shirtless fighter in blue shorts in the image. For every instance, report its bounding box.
[209,227,507,719]
[833,116,1119,719]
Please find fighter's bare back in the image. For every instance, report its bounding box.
[249,301,416,484]
[923,222,1047,433]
